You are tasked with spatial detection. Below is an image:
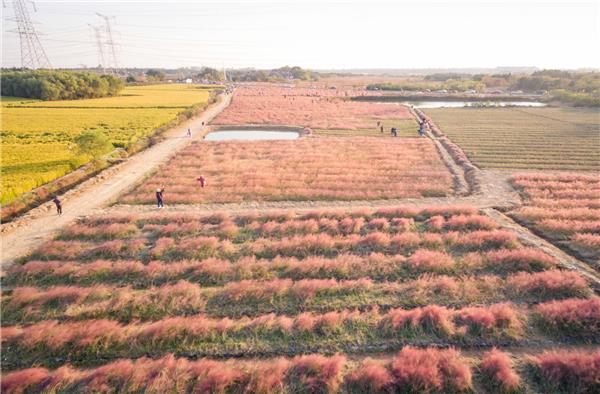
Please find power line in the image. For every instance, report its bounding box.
[8,0,52,69]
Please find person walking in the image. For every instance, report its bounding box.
[52,196,62,215]
[156,187,165,208]
[391,127,397,137]
[187,128,192,137]
[197,174,207,188]
[418,120,427,137]
[380,125,384,133]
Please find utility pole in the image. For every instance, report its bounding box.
[88,23,106,74]
[9,0,52,69]
[96,12,118,73]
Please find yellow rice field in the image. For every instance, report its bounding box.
[1,84,214,204]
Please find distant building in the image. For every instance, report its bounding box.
[185,78,193,84]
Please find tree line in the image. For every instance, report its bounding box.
[1,69,124,100]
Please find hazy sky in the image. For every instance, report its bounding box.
[2,0,599,69]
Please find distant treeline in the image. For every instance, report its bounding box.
[367,80,485,92]
[1,70,124,100]
[513,70,600,106]
[228,66,315,82]
[366,70,600,106]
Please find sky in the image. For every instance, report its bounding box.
[2,0,599,70]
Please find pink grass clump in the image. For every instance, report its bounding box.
[345,359,394,392]
[535,297,600,338]
[532,349,600,393]
[454,303,522,338]
[571,233,600,255]
[445,230,518,250]
[288,354,346,393]
[0,368,50,394]
[445,214,498,231]
[425,215,446,231]
[480,348,521,392]
[508,270,589,299]
[484,248,556,272]
[390,346,472,392]
[407,249,454,271]
[381,305,455,336]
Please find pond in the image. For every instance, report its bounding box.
[204,130,300,141]
[395,101,547,108]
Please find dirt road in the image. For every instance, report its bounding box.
[0,93,232,266]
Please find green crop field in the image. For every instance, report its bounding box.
[425,107,600,171]
[0,84,214,204]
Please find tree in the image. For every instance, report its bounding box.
[0,70,123,100]
[126,75,137,83]
[146,69,165,81]
[74,131,113,158]
[196,67,222,81]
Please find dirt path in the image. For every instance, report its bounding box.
[0,93,232,266]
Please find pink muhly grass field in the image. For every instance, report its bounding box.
[212,85,414,130]
[121,137,453,204]
[510,173,600,266]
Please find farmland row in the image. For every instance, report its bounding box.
[2,297,598,370]
[5,246,559,287]
[2,269,591,323]
[2,347,599,393]
[509,173,600,271]
[424,107,600,171]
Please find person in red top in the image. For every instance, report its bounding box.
[197,175,206,188]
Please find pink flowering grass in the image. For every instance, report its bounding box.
[535,297,600,339]
[213,85,413,130]
[121,137,453,205]
[480,348,521,392]
[531,349,600,393]
[0,353,347,393]
[510,173,600,267]
[508,270,590,300]
[390,346,473,392]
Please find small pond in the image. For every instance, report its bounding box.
[394,101,547,108]
[204,130,300,141]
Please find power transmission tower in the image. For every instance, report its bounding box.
[9,0,52,69]
[96,13,118,73]
[88,23,106,74]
